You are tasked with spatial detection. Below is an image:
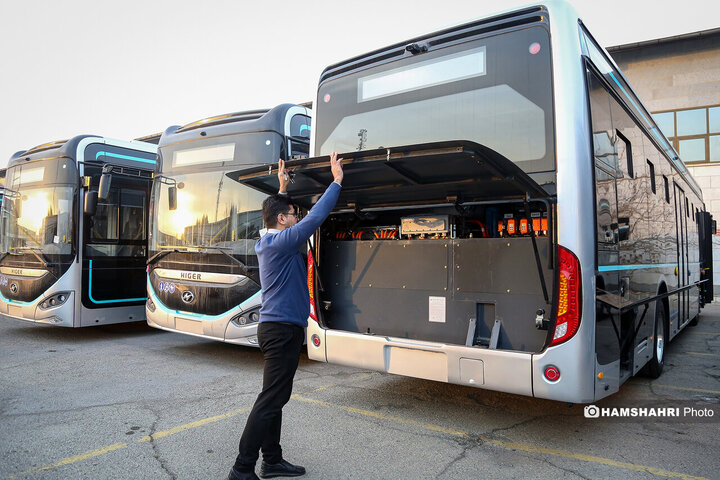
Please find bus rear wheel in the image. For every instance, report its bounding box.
[643,300,665,379]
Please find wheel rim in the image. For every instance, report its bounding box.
[656,320,664,364]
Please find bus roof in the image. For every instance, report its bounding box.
[8,135,157,168]
[158,103,311,149]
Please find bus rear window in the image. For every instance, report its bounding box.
[316,25,554,173]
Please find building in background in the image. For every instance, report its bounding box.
[608,28,720,295]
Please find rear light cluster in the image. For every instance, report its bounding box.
[307,249,317,322]
[549,245,582,346]
[39,292,70,310]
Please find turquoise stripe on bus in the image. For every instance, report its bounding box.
[95,151,156,165]
[598,262,700,272]
[88,260,147,304]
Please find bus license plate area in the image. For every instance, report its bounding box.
[8,305,24,318]
[384,346,448,382]
[175,317,203,335]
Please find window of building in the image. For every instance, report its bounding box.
[652,105,720,163]
[647,160,655,194]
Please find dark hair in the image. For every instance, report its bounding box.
[262,194,294,228]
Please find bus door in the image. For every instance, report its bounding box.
[81,170,150,313]
[673,182,689,329]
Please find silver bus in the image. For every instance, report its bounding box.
[146,104,312,347]
[235,2,713,402]
[0,136,157,327]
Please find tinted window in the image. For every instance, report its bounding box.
[316,25,554,173]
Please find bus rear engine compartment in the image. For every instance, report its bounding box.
[316,201,555,354]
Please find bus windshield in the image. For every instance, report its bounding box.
[0,185,75,256]
[151,170,266,261]
[316,25,555,173]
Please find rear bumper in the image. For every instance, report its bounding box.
[307,320,596,402]
[307,320,532,396]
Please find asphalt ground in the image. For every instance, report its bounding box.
[1,305,719,480]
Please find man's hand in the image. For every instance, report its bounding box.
[330,152,344,185]
[277,158,289,194]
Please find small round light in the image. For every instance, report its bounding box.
[58,295,65,302]
[250,312,259,323]
[49,299,56,306]
[323,94,331,103]
[239,316,247,325]
[544,365,560,382]
[311,334,321,347]
[529,42,541,55]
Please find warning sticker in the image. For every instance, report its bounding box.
[429,296,446,323]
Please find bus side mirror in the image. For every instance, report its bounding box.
[84,191,98,216]
[98,173,112,200]
[168,186,177,211]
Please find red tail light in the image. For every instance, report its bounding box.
[549,245,582,346]
[307,249,318,322]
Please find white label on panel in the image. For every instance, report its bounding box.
[428,296,446,323]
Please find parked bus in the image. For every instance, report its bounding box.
[0,136,157,327]
[146,104,312,347]
[234,2,713,402]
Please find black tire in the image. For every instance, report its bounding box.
[689,313,699,326]
[644,301,665,379]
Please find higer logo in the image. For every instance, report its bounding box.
[181,291,195,304]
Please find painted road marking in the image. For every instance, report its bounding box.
[630,381,720,395]
[138,406,253,443]
[8,443,127,479]
[292,394,709,480]
[7,377,711,480]
[686,351,720,358]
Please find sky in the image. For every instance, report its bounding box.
[1,0,718,167]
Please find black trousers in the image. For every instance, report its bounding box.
[234,322,304,472]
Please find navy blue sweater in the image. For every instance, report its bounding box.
[255,182,341,327]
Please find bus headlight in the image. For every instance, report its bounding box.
[146,297,156,313]
[39,292,71,310]
[231,308,260,327]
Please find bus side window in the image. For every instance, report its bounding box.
[92,189,119,241]
[120,189,146,241]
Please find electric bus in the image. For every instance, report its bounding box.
[0,136,157,327]
[146,104,311,347]
[233,2,713,402]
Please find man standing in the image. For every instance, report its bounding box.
[229,152,344,480]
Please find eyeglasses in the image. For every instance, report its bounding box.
[285,210,301,219]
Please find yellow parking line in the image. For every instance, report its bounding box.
[686,351,720,358]
[293,394,710,480]
[8,443,127,479]
[138,406,253,442]
[630,381,720,395]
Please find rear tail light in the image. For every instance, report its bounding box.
[544,365,560,382]
[549,245,582,346]
[308,248,318,322]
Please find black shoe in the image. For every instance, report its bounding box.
[259,459,306,478]
[228,467,260,480]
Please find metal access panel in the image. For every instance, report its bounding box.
[320,237,552,351]
[321,240,474,344]
[453,237,551,351]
